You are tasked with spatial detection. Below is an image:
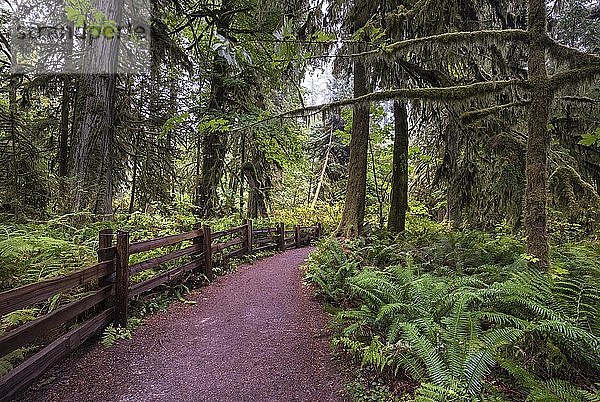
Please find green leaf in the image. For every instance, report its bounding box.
[578,128,600,147]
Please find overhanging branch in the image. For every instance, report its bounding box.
[290,79,528,113]
[460,101,529,124]
[357,29,529,59]
[231,80,528,132]
[546,38,600,66]
[550,66,600,90]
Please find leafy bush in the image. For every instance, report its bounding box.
[272,202,342,232]
[306,227,600,401]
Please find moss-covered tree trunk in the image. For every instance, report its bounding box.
[524,0,553,269]
[242,162,268,219]
[336,0,370,238]
[388,101,409,233]
[197,0,233,218]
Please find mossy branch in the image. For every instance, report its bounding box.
[546,38,600,66]
[231,80,528,132]
[550,66,600,90]
[460,101,530,124]
[356,30,529,59]
[280,30,531,62]
[290,80,527,113]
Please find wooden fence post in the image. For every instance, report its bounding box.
[115,231,130,327]
[294,225,301,248]
[98,229,114,311]
[192,222,203,274]
[98,229,113,261]
[244,219,253,254]
[203,225,214,281]
[278,222,285,251]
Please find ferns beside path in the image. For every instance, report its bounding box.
[305,230,600,401]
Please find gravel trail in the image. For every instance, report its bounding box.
[19,247,344,402]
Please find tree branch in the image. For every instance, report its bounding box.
[460,101,530,124]
[358,29,530,59]
[546,38,600,66]
[550,66,600,90]
[230,79,528,132]
[288,79,528,113]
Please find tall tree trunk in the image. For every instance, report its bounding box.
[336,0,370,238]
[311,122,333,209]
[524,0,552,269]
[243,162,268,218]
[388,101,409,233]
[58,76,71,178]
[58,21,74,182]
[72,75,118,217]
[197,0,234,218]
[8,74,19,219]
[71,0,121,219]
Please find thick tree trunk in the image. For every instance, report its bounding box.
[71,0,121,219]
[524,0,552,269]
[243,162,268,219]
[58,76,71,178]
[336,0,370,238]
[72,74,118,217]
[197,0,233,218]
[388,101,409,233]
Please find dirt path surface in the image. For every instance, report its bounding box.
[19,248,344,402]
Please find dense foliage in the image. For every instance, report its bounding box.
[306,212,600,401]
[0,0,599,398]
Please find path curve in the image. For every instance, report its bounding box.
[18,248,344,402]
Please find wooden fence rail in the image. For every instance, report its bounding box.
[0,220,323,401]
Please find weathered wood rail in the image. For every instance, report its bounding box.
[0,220,323,401]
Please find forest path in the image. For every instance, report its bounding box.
[19,248,344,402]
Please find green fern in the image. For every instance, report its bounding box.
[308,232,600,400]
[101,324,133,347]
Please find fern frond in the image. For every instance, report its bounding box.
[529,379,599,402]
[401,322,450,387]
[414,382,470,402]
[463,349,495,395]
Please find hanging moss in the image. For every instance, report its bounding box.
[546,39,600,67]
[550,66,600,91]
[549,165,600,224]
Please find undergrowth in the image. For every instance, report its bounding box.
[0,211,289,376]
[306,216,600,401]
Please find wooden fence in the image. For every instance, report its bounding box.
[0,220,322,401]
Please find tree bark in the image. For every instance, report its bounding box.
[311,121,334,209]
[524,0,552,269]
[388,101,409,233]
[197,0,233,218]
[8,74,19,219]
[242,162,268,219]
[58,76,71,178]
[336,0,370,238]
[71,0,122,219]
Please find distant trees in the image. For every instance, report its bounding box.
[0,0,312,220]
[0,0,598,272]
